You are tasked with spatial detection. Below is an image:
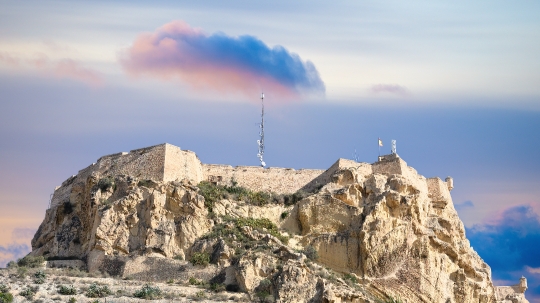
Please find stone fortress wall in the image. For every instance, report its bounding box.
[202,164,325,194]
[50,144,200,208]
[51,143,454,208]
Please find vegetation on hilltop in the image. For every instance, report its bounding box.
[197,180,307,212]
[203,215,289,246]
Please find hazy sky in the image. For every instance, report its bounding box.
[1,0,539,300]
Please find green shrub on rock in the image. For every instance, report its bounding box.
[17,255,44,268]
[5,261,17,269]
[133,284,163,300]
[0,284,13,303]
[0,292,13,303]
[34,270,46,284]
[0,285,9,294]
[189,277,201,285]
[97,176,115,191]
[85,283,111,298]
[303,246,319,261]
[190,252,210,267]
[19,286,38,300]
[58,285,77,295]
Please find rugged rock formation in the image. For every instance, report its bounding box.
[298,167,494,302]
[31,176,213,272]
[27,146,530,303]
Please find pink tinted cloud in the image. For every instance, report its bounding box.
[526,266,540,275]
[371,84,411,97]
[120,20,325,101]
[482,204,537,228]
[0,52,21,67]
[52,59,103,86]
[0,53,103,87]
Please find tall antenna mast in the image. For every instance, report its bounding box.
[257,92,266,167]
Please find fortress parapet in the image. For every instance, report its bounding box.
[519,276,528,293]
[50,144,454,209]
[495,276,528,301]
[445,176,454,191]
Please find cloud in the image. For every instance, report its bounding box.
[120,20,325,100]
[0,228,35,268]
[455,200,474,211]
[0,52,21,67]
[526,266,540,275]
[0,242,31,268]
[370,84,410,97]
[468,205,540,271]
[50,59,103,87]
[0,53,103,87]
[466,205,540,300]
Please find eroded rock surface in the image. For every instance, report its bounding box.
[27,151,529,303]
[298,167,497,302]
[31,175,213,272]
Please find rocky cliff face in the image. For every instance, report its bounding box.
[31,176,213,270]
[28,154,529,303]
[298,168,494,302]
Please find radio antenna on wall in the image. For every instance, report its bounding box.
[257,92,266,167]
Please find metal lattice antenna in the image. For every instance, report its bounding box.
[391,140,397,154]
[257,92,266,167]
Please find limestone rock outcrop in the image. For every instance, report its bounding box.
[26,145,530,303]
[297,165,496,302]
[31,175,213,272]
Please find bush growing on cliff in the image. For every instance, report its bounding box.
[0,292,13,303]
[133,284,163,300]
[137,179,158,188]
[58,285,77,295]
[19,286,38,300]
[0,284,13,303]
[281,190,307,206]
[63,201,74,214]
[302,246,319,261]
[97,176,115,192]
[34,270,46,284]
[203,216,289,246]
[197,181,307,212]
[190,252,210,267]
[0,285,9,294]
[17,255,45,268]
[85,283,111,298]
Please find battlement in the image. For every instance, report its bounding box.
[202,163,324,194]
[495,277,528,301]
[51,144,454,208]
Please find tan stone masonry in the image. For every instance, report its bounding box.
[50,143,452,209]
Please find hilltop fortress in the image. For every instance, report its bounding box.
[35,143,529,303]
[51,143,453,209]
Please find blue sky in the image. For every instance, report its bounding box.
[1,0,540,300]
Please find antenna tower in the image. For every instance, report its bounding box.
[257,92,266,167]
